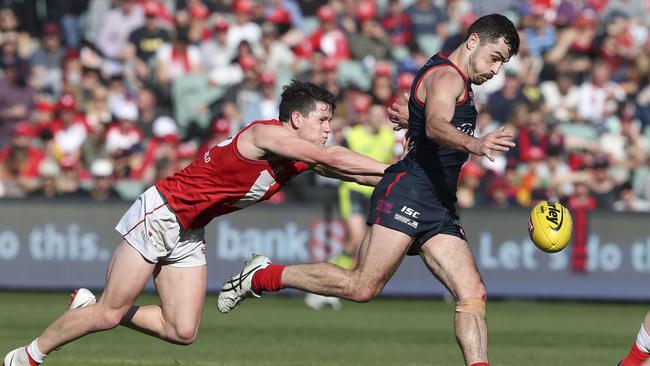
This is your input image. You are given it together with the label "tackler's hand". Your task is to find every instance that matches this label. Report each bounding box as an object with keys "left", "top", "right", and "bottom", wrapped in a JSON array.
[{"left": 388, "top": 93, "right": 410, "bottom": 131}]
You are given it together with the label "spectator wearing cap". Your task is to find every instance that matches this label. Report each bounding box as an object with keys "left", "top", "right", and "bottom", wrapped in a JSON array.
[
  {"left": 0, "top": 40, "right": 34, "bottom": 148},
  {"left": 320, "top": 57, "right": 340, "bottom": 97},
  {"left": 50, "top": 93, "right": 88, "bottom": 157},
  {"left": 381, "top": 0, "right": 413, "bottom": 47},
  {"left": 96, "top": 0, "right": 145, "bottom": 60},
  {"left": 522, "top": 5, "right": 557, "bottom": 57},
  {"left": 265, "top": 0, "right": 306, "bottom": 34},
  {"left": 134, "top": 115, "right": 179, "bottom": 184},
  {"left": 155, "top": 26, "right": 201, "bottom": 94},
  {"left": 370, "top": 62, "right": 393, "bottom": 106},
  {"left": 349, "top": 1, "right": 391, "bottom": 61},
  {"left": 216, "top": 54, "right": 262, "bottom": 127},
  {"left": 30, "top": 22, "right": 65, "bottom": 92},
  {"left": 385, "top": 71, "right": 414, "bottom": 108},
  {"left": 86, "top": 158, "right": 121, "bottom": 201},
  {"left": 309, "top": 5, "right": 350, "bottom": 61},
  {"left": 29, "top": 159, "right": 62, "bottom": 199},
  {"left": 199, "top": 116, "right": 232, "bottom": 155},
  {"left": 126, "top": 1, "right": 171, "bottom": 81},
  {"left": 405, "top": 0, "right": 449, "bottom": 40},
  {"left": 105, "top": 100, "right": 143, "bottom": 156},
  {"left": 201, "top": 16, "right": 241, "bottom": 87},
  {"left": 227, "top": 0, "right": 262, "bottom": 51},
  {"left": 483, "top": 177, "right": 518, "bottom": 209},
  {"left": 457, "top": 159, "right": 485, "bottom": 208},
  {"left": 186, "top": 2, "right": 212, "bottom": 44},
  {"left": 0, "top": 121, "right": 45, "bottom": 197},
  {"left": 60, "top": 47, "right": 82, "bottom": 89},
  {"left": 58, "top": 154, "right": 86, "bottom": 197},
  {"left": 259, "top": 70, "right": 279, "bottom": 121}
]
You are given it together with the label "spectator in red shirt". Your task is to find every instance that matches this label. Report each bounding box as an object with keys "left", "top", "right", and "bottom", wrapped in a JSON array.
[
  {"left": 50, "top": 93, "right": 88, "bottom": 158},
  {"left": 309, "top": 5, "right": 350, "bottom": 61},
  {"left": 105, "top": 100, "right": 143, "bottom": 157},
  {"left": 381, "top": 0, "right": 412, "bottom": 47},
  {"left": 0, "top": 121, "right": 44, "bottom": 197}
]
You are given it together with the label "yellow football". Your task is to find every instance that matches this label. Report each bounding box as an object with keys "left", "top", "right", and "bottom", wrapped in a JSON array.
[{"left": 528, "top": 201, "right": 573, "bottom": 253}]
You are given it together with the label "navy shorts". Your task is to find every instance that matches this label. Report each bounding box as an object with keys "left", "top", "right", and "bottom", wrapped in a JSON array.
[{"left": 367, "top": 171, "right": 466, "bottom": 253}]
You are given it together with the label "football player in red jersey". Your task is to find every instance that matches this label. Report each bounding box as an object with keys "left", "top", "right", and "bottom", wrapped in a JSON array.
[{"left": 3, "top": 80, "right": 390, "bottom": 366}]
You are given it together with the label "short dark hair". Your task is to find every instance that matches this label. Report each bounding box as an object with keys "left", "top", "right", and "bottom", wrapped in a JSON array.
[
  {"left": 463, "top": 14, "right": 520, "bottom": 56},
  {"left": 278, "top": 80, "right": 336, "bottom": 122}
]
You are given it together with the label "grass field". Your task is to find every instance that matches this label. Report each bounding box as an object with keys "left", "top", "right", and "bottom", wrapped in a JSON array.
[{"left": 0, "top": 292, "right": 646, "bottom": 366}]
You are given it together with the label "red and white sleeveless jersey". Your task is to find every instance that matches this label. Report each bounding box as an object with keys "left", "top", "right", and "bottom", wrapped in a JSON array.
[{"left": 155, "top": 120, "right": 310, "bottom": 229}]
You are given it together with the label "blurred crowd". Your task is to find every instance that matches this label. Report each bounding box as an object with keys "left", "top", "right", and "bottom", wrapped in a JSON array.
[{"left": 0, "top": 0, "right": 649, "bottom": 213}]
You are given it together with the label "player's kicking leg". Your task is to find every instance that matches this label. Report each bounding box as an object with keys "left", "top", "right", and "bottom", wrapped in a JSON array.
[
  {"left": 418, "top": 233, "right": 488, "bottom": 366},
  {"left": 3, "top": 289, "right": 98, "bottom": 366},
  {"left": 619, "top": 310, "right": 650, "bottom": 366},
  {"left": 218, "top": 224, "right": 413, "bottom": 313},
  {"left": 4, "top": 241, "right": 155, "bottom": 365}
]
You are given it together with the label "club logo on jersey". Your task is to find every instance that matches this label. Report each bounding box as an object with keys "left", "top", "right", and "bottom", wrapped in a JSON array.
[
  {"left": 457, "top": 122, "right": 475, "bottom": 136},
  {"left": 272, "top": 166, "right": 284, "bottom": 176},
  {"left": 375, "top": 199, "right": 394, "bottom": 214},
  {"left": 468, "top": 91, "right": 474, "bottom": 106},
  {"left": 204, "top": 151, "right": 211, "bottom": 163},
  {"left": 393, "top": 213, "right": 419, "bottom": 228}
]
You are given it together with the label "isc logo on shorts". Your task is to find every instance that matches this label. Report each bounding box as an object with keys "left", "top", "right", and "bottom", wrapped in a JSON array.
[{"left": 400, "top": 206, "right": 420, "bottom": 218}]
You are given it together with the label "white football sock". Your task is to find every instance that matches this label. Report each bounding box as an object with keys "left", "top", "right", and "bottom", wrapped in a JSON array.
[
  {"left": 27, "top": 338, "right": 46, "bottom": 363},
  {"left": 636, "top": 324, "right": 650, "bottom": 353}
]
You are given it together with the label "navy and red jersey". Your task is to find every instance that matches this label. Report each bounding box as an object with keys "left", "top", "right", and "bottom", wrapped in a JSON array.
[
  {"left": 155, "top": 120, "right": 309, "bottom": 229},
  {"left": 390, "top": 53, "right": 477, "bottom": 206}
]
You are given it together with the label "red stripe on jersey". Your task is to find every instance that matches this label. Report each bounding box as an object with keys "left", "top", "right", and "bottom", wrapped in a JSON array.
[
  {"left": 123, "top": 203, "right": 166, "bottom": 237},
  {"left": 414, "top": 54, "right": 469, "bottom": 107},
  {"left": 155, "top": 120, "right": 309, "bottom": 229},
  {"left": 385, "top": 172, "right": 406, "bottom": 197}
]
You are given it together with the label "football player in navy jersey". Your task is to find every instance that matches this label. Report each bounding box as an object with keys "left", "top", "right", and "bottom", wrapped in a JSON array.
[{"left": 222, "top": 14, "right": 519, "bottom": 366}]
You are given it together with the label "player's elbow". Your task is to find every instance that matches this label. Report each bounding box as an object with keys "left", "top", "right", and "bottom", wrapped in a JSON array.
[
  {"left": 350, "top": 287, "right": 382, "bottom": 303},
  {"left": 425, "top": 125, "right": 439, "bottom": 140}
]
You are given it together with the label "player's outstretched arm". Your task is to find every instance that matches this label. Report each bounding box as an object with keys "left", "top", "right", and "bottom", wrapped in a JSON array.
[
  {"left": 310, "top": 164, "right": 382, "bottom": 186},
  {"left": 252, "top": 124, "right": 388, "bottom": 176},
  {"left": 423, "top": 70, "right": 514, "bottom": 161}
]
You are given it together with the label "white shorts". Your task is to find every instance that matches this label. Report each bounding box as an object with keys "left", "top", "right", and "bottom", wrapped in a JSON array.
[{"left": 115, "top": 186, "right": 206, "bottom": 267}]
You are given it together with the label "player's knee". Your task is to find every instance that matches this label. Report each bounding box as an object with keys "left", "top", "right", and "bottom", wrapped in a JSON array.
[
  {"left": 456, "top": 278, "right": 487, "bottom": 302},
  {"left": 95, "top": 305, "right": 129, "bottom": 330},
  {"left": 168, "top": 323, "right": 199, "bottom": 345},
  {"left": 349, "top": 282, "right": 382, "bottom": 303}
]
